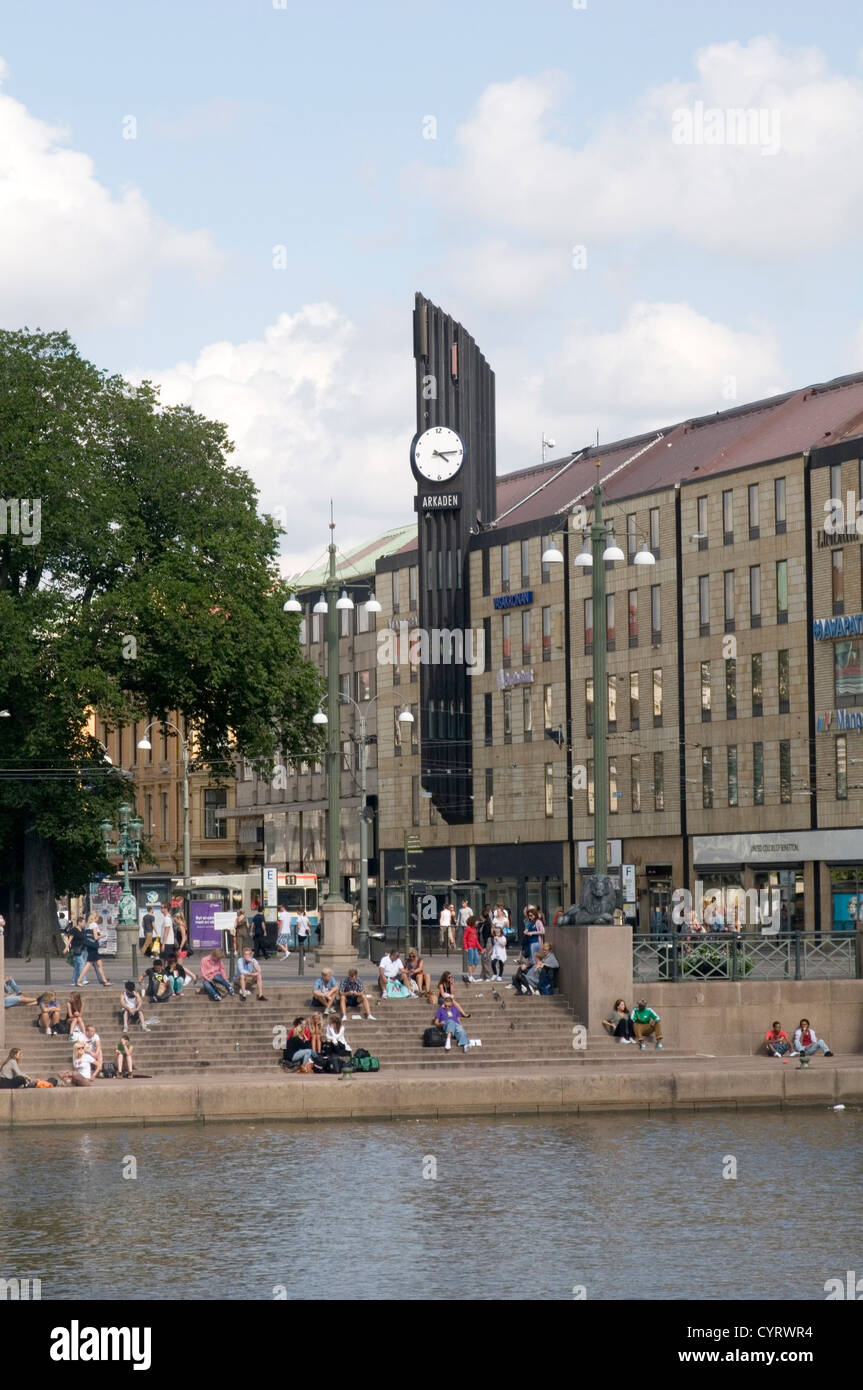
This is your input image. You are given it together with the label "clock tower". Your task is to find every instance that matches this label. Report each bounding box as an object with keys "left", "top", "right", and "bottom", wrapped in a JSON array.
[{"left": 412, "top": 292, "right": 496, "bottom": 823}]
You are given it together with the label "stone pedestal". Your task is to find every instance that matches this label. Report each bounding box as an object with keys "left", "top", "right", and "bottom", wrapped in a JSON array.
[
  {"left": 551, "top": 923, "right": 633, "bottom": 1033},
  {"left": 316, "top": 900, "right": 358, "bottom": 976}
]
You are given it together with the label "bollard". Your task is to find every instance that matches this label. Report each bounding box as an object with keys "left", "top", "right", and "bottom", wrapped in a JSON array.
[
  {"left": 131, "top": 945, "right": 138, "bottom": 979},
  {"left": 44, "top": 954, "right": 51, "bottom": 986},
  {"left": 298, "top": 942, "right": 305, "bottom": 977}
]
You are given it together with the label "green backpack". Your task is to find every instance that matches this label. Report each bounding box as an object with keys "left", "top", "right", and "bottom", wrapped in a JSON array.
[{"left": 351, "top": 1052, "right": 380, "bottom": 1072}]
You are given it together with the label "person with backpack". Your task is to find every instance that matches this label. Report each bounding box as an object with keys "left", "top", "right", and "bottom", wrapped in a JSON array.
[
  {"left": 67, "top": 916, "right": 89, "bottom": 986},
  {"left": 78, "top": 914, "right": 111, "bottom": 987}
]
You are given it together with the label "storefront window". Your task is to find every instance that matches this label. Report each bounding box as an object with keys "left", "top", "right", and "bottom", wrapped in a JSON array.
[
  {"left": 835, "top": 639, "right": 863, "bottom": 707},
  {"left": 753, "top": 869, "right": 804, "bottom": 932},
  {"left": 829, "top": 867, "right": 862, "bottom": 932}
]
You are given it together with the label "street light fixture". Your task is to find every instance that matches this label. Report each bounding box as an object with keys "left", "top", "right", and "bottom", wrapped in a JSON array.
[
  {"left": 100, "top": 801, "right": 144, "bottom": 964},
  {"left": 313, "top": 592, "right": 328, "bottom": 615},
  {"left": 283, "top": 594, "right": 302, "bottom": 613},
  {"left": 336, "top": 589, "right": 354, "bottom": 610},
  {"left": 633, "top": 544, "right": 656, "bottom": 566}
]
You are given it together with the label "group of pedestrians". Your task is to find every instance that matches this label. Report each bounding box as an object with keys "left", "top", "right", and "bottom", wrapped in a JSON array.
[{"left": 62, "top": 913, "right": 113, "bottom": 987}]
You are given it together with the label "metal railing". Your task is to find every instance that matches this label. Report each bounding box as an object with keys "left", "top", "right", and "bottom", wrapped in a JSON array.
[{"left": 633, "top": 932, "right": 860, "bottom": 983}]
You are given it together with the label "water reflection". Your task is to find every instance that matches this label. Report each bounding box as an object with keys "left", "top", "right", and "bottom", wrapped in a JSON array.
[{"left": 1, "top": 1111, "right": 859, "bottom": 1300}]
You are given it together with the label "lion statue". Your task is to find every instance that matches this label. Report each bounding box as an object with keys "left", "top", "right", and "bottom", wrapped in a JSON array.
[{"left": 557, "top": 874, "right": 617, "bottom": 926}]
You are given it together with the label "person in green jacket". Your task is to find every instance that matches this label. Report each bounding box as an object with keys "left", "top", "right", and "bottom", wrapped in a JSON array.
[{"left": 632, "top": 999, "right": 663, "bottom": 1050}]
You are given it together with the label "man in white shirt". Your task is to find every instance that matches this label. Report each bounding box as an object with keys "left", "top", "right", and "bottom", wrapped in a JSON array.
[
  {"left": 378, "top": 950, "right": 410, "bottom": 994},
  {"left": 439, "top": 903, "right": 454, "bottom": 950},
  {"left": 276, "top": 906, "right": 293, "bottom": 960},
  {"left": 296, "top": 911, "right": 311, "bottom": 951}
]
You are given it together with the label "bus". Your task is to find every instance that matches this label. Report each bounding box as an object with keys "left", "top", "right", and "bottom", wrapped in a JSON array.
[{"left": 181, "top": 870, "right": 320, "bottom": 946}]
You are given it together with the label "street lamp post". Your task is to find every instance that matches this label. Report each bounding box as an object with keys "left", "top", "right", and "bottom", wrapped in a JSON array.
[{"left": 99, "top": 803, "right": 144, "bottom": 967}]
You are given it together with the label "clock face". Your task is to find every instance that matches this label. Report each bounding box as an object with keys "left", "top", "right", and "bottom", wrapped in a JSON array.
[{"left": 411, "top": 426, "right": 465, "bottom": 482}]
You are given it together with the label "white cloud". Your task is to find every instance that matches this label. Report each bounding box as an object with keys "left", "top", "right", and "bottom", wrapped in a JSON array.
[
  {"left": 416, "top": 38, "right": 863, "bottom": 264},
  {"left": 135, "top": 304, "right": 416, "bottom": 573},
  {"left": 0, "top": 62, "right": 223, "bottom": 329},
  {"left": 495, "top": 300, "right": 787, "bottom": 469}
]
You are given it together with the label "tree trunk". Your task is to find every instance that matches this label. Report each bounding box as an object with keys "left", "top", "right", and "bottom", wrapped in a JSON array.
[{"left": 22, "top": 828, "right": 56, "bottom": 957}]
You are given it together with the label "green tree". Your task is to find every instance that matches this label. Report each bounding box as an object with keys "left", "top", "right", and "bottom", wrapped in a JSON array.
[{"left": 0, "top": 329, "right": 323, "bottom": 954}]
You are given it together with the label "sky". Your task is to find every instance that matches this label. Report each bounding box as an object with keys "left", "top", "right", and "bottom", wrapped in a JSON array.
[{"left": 2, "top": 0, "right": 863, "bottom": 571}]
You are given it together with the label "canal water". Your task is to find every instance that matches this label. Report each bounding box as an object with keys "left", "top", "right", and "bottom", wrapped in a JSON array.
[{"left": 1, "top": 1110, "right": 860, "bottom": 1300}]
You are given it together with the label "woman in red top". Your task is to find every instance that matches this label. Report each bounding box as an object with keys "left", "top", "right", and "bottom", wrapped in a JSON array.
[{"left": 462, "top": 916, "right": 482, "bottom": 983}]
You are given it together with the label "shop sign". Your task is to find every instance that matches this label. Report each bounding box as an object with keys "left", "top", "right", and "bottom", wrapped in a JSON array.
[
  {"left": 497, "top": 667, "right": 535, "bottom": 691},
  {"left": 578, "top": 839, "right": 622, "bottom": 869},
  {"left": 694, "top": 828, "right": 863, "bottom": 865},
  {"left": 813, "top": 612, "right": 863, "bottom": 640},
  {"left": 816, "top": 708, "right": 863, "bottom": 732},
  {"left": 493, "top": 590, "right": 533, "bottom": 610}
]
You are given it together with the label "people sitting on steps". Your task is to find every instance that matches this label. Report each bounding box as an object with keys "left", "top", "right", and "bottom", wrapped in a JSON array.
[
  {"left": 378, "top": 949, "right": 411, "bottom": 997},
  {"left": 323, "top": 1015, "right": 352, "bottom": 1057},
  {"left": 603, "top": 999, "right": 636, "bottom": 1044},
  {"left": 764, "top": 1021, "right": 793, "bottom": 1059},
  {"left": 36, "top": 990, "right": 61, "bottom": 1035},
  {"left": 120, "top": 981, "right": 151, "bottom": 1031},
  {"left": 340, "top": 969, "right": 376, "bottom": 1020},
  {"left": 199, "top": 950, "right": 234, "bottom": 1001},
  {"left": 139, "top": 957, "right": 171, "bottom": 1004},
  {"left": 437, "top": 971, "right": 458, "bottom": 1003},
  {"left": 313, "top": 969, "right": 340, "bottom": 1015},
  {"left": 404, "top": 950, "right": 432, "bottom": 1001},
  {"left": 115, "top": 1033, "right": 135, "bottom": 1078},
  {"left": 282, "top": 1016, "right": 323, "bottom": 1069},
  {"left": 235, "top": 947, "right": 268, "bottom": 1001},
  {"left": 433, "top": 997, "right": 471, "bottom": 1053},
  {"left": 0, "top": 1047, "right": 31, "bottom": 1088},
  {"left": 4, "top": 978, "right": 39, "bottom": 1011},
  {"left": 631, "top": 999, "right": 663, "bottom": 1050},
  {"left": 792, "top": 1019, "right": 834, "bottom": 1059}
]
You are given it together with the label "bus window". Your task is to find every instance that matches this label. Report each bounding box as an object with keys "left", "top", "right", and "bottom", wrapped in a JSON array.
[
  {"left": 306, "top": 888, "right": 317, "bottom": 912},
  {"left": 278, "top": 889, "right": 304, "bottom": 912},
  {"left": 231, "top": 890, "right": 243, "bottom": 911}
]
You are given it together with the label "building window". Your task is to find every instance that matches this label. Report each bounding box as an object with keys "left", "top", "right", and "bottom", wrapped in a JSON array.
[
  {"left": 522, "top": 610, "right": 531, "bottom": 664},
  {"left": 583, "top": 597, "right": 593, "bottom": 652},
  {"left": 502, "top": 614, "right": 512, "bottom": 668},
  {"left": 725, "top": 657, "right": 737, "bottom": 718},
  {"left": 411, "top": 704, "right": 419, "bottom": 752},
  {"left": 204, "top": 788, "right": 227, "bottom": 839},
  {"left": 483, "top": 617, "right": 491, "bottom": 668},
  {"left": 701, "top": 661, "right": 711, "bottom": 721},
  {"left": 161, "top": 791, "right": 169, "bottom": 840},
  {"left": 341, "top": 739, "right": 352, "bottom": 772},
  {"left": 409, "top": 565, "right": 418, "bottom": 610},
  {"left": 356, "top": 599, "right": 370, "bottom": 633},
  {"left": 834, "top": 638, "right": 863, "bottom": 707},
  {"left": 605, "top": 592, "right": 615, "bottom": 649},
  {"left": 776, "top": 559, "right": 788, "bottom": 622},
  {"left": 626, "top": 513, "right": 637, "bottom": 562},
  {"left": 340, "top": 604, "right": 352, "bottom": 637},
  {"left": 778, "top": 649, "right": 790, "bottom": 713},
  {"left": 523, "top": 687, "right": 532, "bottom": 739},
  {"left": 629, "top": 672, "right": 639, "bottom": 729},
  {"left": 753, "top": 742, "right": 764, "bottom": 805},
  {"left": 779, "top": 740, "right": 792, "bottom": 803},
  {"left": 482, "top": 549, "right": 490, "bottom": 597},
  {"left": 312, "top": 611, "right": 322, "bottom": 644},
  {"left": 339, "top": 674, "right": 351, "bottom": 702},
  {"left": 391, "top": 570, "right": 400, "bottom": 615},
  {"left": 751, "top": 654, "right": 763, "bottom": 717},
  {"left": 607, "top": 674, "right": 617, "bottom": 730},
  {"left": 484, "top": 692, "right": 493, "bottom": 746},
  {"left": 543, "top": 684, "right": 553, "bottom": 733},
  {"left": 521, "top": 539, "right": 530, "bottom": 583},
  {"left": 545, "top": 763, "right": 554, "bottom": 817},
  {"left": 543, "top": 606, "right": 552, "bottom": 661},
  {"left": 774, "top": 477, "right": 787, "bottom": 533},
  {"left": 394, "top": 710, "right": 403, "bottom": 756},
  {"left": 830, "top": 463, "right": 842, "bottom": 504},
  {"left": 727, "top": 745, "right": 738, "bottom": 807},
  {"left": 650, "top": 584, "right": 661, "bottom": 642},
  {"left": 356, "top": 669, "right": 371, "bottom": 701},
  {"left": 541, "top": 535, "right": 551, "bottom": 584},
  {"left": 702, "top": 747, "right": 713, "bottom": 809},
  {"left": 652, "top": 668, "right": 663, "bottom": 726},
  {"left": 412, "top": 776, "right": 420, "bottom": 826},
  {"left": 697, "top": 496, "right": 708, "bottom": 548},
  {"left": 502, "top": 690, "right": 512, "bottom": 742},
  {"left": 836, "top": 735, "right": 847, "bottom": 800},
  {"left": 649, "top": 507, "right": 660, "bottom": 558},
  {"left": 500, "top": 544, "right": 510, "bottom": 593},
  {"left": 653, "top": 752, "right": 664, "bottom": 811},
  {"left": 585, "top": 678, "right": 594, "bottom": 736},
  {"left": 146, "top": 792, "right": 153, "bottom": 835},
  {"left": 748, "top": 483, "right": 760, "bottom": 538},
  {"left": 609, "top": 757, "right": 619, "bottom": 815},
  {"left": 749, "top": 565, "right": 761, "bottom": 626},
  {"left": 699, "top": 574, "right": 710, "bottom": 635},
  {"left": 485, "top": 767, "right": 494, "bottom": 820},
  {"left": 832, "top": 550, "right": 844, "bottom": 614},
  {"left": 723, "top": 571, "right": 735, "bottom": 629},
  {"left": 722, "top": 488, "right": 734, "bottom": 543},
  {"left": 631, "top": 754, "right": 641, "bottom": 812},
  {"left": 131, "top": 721, "right": 138, "bottom": 765},
  {"left": 587, "top": 758, "right": 595, "bottom": 814},
  {"left": 628, "top": 588, "right": 638, "bottom": 646},
  {"left": 297, "top": 609, "right": 308, "bottom": 645}
]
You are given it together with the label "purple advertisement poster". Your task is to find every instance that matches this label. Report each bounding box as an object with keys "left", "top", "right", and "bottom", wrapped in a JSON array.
[{"left": 190, "top": 900, "right": 221, "bottom": 950}]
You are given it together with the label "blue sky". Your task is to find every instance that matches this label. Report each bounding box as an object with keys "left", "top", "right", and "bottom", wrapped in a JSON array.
[{"left": 2, "top": 0, "right": 862, "bottom": 563}]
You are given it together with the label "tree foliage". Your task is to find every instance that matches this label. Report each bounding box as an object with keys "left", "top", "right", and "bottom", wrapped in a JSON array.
[{"left": 0, "top": 329, "right": 323, "bottom": 951}]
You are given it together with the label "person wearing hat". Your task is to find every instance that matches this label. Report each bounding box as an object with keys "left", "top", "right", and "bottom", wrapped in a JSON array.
[{"left": 631, "top": 998, "right": 663, "bottom": 1050}]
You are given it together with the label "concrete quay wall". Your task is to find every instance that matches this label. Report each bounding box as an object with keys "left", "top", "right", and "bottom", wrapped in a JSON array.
[{"left": 1, "top": 1062, "right": 862, "bottom": 1129}]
